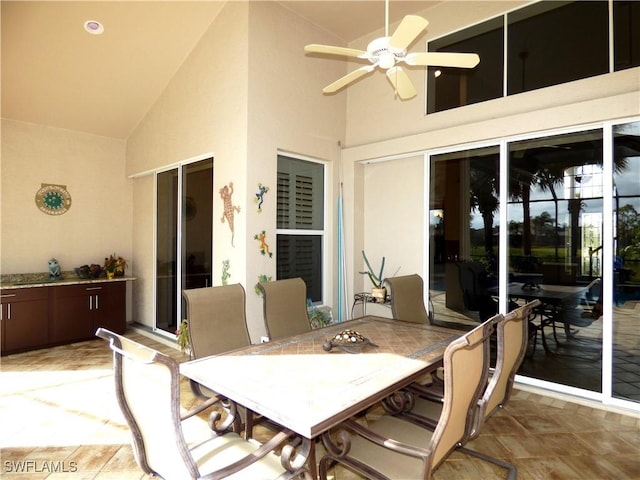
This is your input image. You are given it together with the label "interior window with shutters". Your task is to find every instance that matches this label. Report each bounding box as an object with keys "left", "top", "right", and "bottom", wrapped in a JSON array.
[{"left": 276, "top": 154, "right": 324, "bottom": 303}]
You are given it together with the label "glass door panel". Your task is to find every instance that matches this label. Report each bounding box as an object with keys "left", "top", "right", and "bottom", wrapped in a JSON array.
[
  {"left": 156, "top": 169, "right": 178, "bottom": 334},
  {"left": 182, "top": 160, "right": 213, "bottom": 291},
  {"left": 508, "top": 130, "right": 604, "bottom": 392},
  {"left": 428, "top": 145, "right": 500, "bottom": 328},
  {"left": 156, "top": 158, "right": 213, "bottom": 335},
  {"left": 612, "top": 121, "right": 640, "bottom": 403}
]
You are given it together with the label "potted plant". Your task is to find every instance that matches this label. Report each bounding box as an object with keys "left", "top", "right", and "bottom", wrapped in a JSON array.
[{"left": 359, "top": 250, "right": 387, "bottom": 302}]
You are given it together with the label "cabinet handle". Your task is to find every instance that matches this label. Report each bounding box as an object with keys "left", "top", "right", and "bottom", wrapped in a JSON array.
[
  {"left": 1, "top": 294, "right": 17, "bottom": 299},
  {"left": 89, "top": 296, "right": 93, "bottom": 310},
  {"left": 95, "top": 294, "right": 99, "bottom": 310},
  {"left": 7, "top": 303, "right": 11, "bottom": 320},
  {"left": 86, "top": 287, "right": 102, "bottom": 291}
]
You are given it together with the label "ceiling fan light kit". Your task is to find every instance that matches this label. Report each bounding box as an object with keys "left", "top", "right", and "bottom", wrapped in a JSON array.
[{"left": 304, "top": 3, "right": 480, "bottom": 100}]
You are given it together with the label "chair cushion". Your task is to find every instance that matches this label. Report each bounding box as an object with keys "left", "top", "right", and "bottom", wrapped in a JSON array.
[
  {"left": 346, "top": 416, "right": 434, "bottom": 479},
  {"left": 183, "top": 416, "right": 286, "bottom": 479}
]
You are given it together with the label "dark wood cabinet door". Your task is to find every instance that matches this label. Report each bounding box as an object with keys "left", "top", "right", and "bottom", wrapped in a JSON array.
[
  {"left": 93, "top": 282, "right": 126, "bottom": 334},
  {"left": 52, "top": 285, "right": 95, "bottom": 343},
  {"left": 1, "top": 288, "right": 50, "bottom": 354}
]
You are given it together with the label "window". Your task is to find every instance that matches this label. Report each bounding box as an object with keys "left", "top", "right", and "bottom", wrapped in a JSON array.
[
  {"left": 507, "top": 1, "right": 608, "bottom": 95},
  {"left": 428, "top": 1, "right": 632, "bottom": 113},
  {"left": 427, "top": 17, "right": 504, "bottom": 113},
  {"left": 276, "top": 154, "right": 325, "bottom": 303},
  {"left": 614, "top": 1, "right": 640, "bottom": 71}
]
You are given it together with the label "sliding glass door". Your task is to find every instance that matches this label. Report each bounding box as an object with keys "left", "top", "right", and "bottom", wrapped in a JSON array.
[
  {"left": 507, "top": 130, "right": 605, "bottom": 393},
  {"left": 156, "top": 158, "right": 213, "bottom": 335},
  {"left": 428, "top": 145, "right": 500, "bottom": 327},
  {"left": 427, "top": 121, "right": 640, "bottom": 407},
  {"left": 612, "top": 121, "right": 640, "bottom": 403}
]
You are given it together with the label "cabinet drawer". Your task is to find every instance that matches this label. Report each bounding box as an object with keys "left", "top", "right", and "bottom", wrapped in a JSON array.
[
  {"left": 52, "top": 282, "right": 124, "bottom": 298},
  {"left": 1, "top": 287, "right": 49, "bottom": 302}
]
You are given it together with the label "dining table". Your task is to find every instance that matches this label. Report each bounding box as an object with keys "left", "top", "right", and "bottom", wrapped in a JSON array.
[
  {"left": 497, "top": 281, "right": 594, "bottom": 352},
  {"left": 180, "top": 315, "right": 463, "bottom": 477}
]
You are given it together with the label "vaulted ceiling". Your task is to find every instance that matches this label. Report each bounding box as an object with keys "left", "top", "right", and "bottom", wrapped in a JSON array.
[{"left": 1, "top": 1, "right": 439, "bottom": 139}]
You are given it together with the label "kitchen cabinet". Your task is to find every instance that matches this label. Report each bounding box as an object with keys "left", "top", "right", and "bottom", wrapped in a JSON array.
[
  {"left": 52, "top": 282, "right": 126, "bottom": 344},
  {"left": 1, "top": 287, "right": 50, "bottom": 354}
]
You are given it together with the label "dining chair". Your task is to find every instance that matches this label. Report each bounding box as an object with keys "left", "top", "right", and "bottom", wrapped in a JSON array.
[
  {"left": 183, "top": 284, "right": 250, "bottom": 398},
  {"left": 257, "top": 277, "right": 311, "bottom": 340},
  {"left": 400, "top": 300, "right": 540, "bottom": 479},
  {"left": 183, "top": 283, "right": 251, "bottom": 359},
  {"left": 318, "top": 316, "right": 495, "bottom": 480},
  {"left": 384, "top": 274, "right": 431, "bottom": 324},
  {"left": 183, "top": 283, "right": 276, "bottom": 439},
  {"left": 456, "top": 261, "right": 498, "bottom": 322},
  {"left": 95, "top": 328, "right": 310, "bottom": 480}
]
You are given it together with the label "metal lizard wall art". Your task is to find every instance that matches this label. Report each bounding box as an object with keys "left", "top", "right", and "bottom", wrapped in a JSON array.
[
  {"left": 254, "top": 183, "right": 269, "bottom": 213},
  {"left": 219, "top": 182, "right": 240, "bottom": 247},
  {"left": 254, "top": 230, "right": 273, "bottom": 257}
]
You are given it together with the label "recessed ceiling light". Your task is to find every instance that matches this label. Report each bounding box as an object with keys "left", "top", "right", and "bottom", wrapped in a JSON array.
[{"left": 84, "top": 20, "right": 104, "bottom": 35}]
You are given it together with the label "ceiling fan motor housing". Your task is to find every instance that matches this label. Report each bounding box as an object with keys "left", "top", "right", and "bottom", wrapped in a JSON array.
[{"left": 367, "top": 37, "right": 405, "bottom": 70}]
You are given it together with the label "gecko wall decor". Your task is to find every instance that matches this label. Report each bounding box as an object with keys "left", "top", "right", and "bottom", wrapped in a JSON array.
[
  {"left": 254, "top": 183, "right": 269, "bottom": 213},
  {"left": 255, "top": 274, "right": 272, "bottom": 295},
  {"left": 219, "top": 181, "right": 240, "bottom": 247},
  {"left": 254, "top": 230, "right": 273, "bottom": 257},
  {"left": 221, "top": 259, "right": 231, "bottom": 285}
]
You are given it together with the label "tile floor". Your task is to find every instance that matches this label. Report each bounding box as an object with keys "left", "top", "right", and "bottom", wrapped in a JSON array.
[{"left": 1, "top": 330, "right": 639, "bottom": 479}]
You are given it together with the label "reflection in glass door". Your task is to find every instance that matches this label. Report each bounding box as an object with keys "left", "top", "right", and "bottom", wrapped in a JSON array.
[
  {"left": 156, "top": 158, "right": 213, "bottom": 335},
  {"left": 428, "top": 146, "right": 500, "bottom": 328},
  {"left": 612, "top": 121, "right": 640, "bottom": 403},
  {"left": 507, "top": 130, "right": 604, "bottom": 393}
]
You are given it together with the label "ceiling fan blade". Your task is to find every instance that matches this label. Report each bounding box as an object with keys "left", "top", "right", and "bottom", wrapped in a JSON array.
[
  {"left": 305, "top": 44, "right": 368, "bottom": 59},
  {"left": 386, "top": 66, "right": 417, "bottom": 100},
  {"left": 388, "top": 15, "right": 429, "bottom": 52},
  {"left": 404, "top": 52, "right": 480, "bottom": 68},
  {"left": 323, "top": 66, "right": 375, "bottom": 93}
]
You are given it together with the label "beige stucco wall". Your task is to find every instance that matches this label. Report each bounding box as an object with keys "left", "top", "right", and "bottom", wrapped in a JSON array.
[
  {"left": 1, "top": 119, "right": 132, "bottom": 275},
  {"left": 125, "top": 1, "right": 250, "bottom": 331},
  {"left": 244, "top": 1, "right": 346, "bottom": 333},
  {"left": 125, "top": 1, "right": 347, "bottom": 339}
]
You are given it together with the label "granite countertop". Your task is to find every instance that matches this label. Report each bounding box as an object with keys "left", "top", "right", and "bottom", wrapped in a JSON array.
[{"left": 0, "top": 271, "right": 136, "bottom": 290}]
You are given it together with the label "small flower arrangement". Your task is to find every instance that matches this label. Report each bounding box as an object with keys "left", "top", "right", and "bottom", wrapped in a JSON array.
[{"left": 104, "top": 254, "right": 127, "bottom": 277}]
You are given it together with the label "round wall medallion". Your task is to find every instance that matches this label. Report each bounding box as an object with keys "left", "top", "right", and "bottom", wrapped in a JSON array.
[{"left": 35, "top": 184, "right": 72, "bottom": 215}]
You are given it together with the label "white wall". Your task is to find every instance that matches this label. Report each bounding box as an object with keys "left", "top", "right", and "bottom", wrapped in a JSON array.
[
  {"left": 1, "top": 119, "right": 132, "bottom": 275},
  {"left": 125, "top": 2, "right": 348, "bottom": 339},
  {"left": 361, "top": 156, "right": 425, "bottom": 288},
  {"left": 244, "top": 1, "right": 346, "bottom": 336}
]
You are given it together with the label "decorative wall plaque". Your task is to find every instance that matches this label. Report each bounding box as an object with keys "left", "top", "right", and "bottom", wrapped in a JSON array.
[{"left": 35, "top": 183, "right": 72, "bottom": 215}]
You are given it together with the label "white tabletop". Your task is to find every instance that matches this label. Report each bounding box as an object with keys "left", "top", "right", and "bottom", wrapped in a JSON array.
[{"left": 180, "top": 316, "right": 461, "bottom": 438}]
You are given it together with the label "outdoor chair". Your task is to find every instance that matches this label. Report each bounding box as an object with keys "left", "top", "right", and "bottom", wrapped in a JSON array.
[
  {"left": 399, "top": 300, "right": 540, "bottom": 479},
  {"left": 457, "top": 261, "right": 498, "bottom": 322},
  {"left": 183, "top": 284, "right": 250, "bottom": 400},
  {"left": 183, "top": 283, "right": 251, "bottom": 359},
  {"left": 257, "top": 278, "right": 311, "bottom": 340},
  {"left": 549, "top": 277, "right": 602, "bottom": 341},
  {"left": 184, "top": 283, "right": 276, "bottom": 439},
  {"left": 318, "top": 316, "right": 495, "bottom": 480},
  {"left": 384, "top": 274, "right": 431, "bottom": 324},
  {"left": 95, "top": 328, "right": 310, "bottom": 480}
]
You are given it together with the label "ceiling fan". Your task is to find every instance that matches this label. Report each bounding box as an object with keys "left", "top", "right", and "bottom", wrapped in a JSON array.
[{"left": 304, "top": 1, "right": 480, "bottom": 100}]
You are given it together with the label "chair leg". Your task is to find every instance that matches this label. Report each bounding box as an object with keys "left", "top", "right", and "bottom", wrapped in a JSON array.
[{"left": 459, "top": 446, "right": 517, "bottom": 480}]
